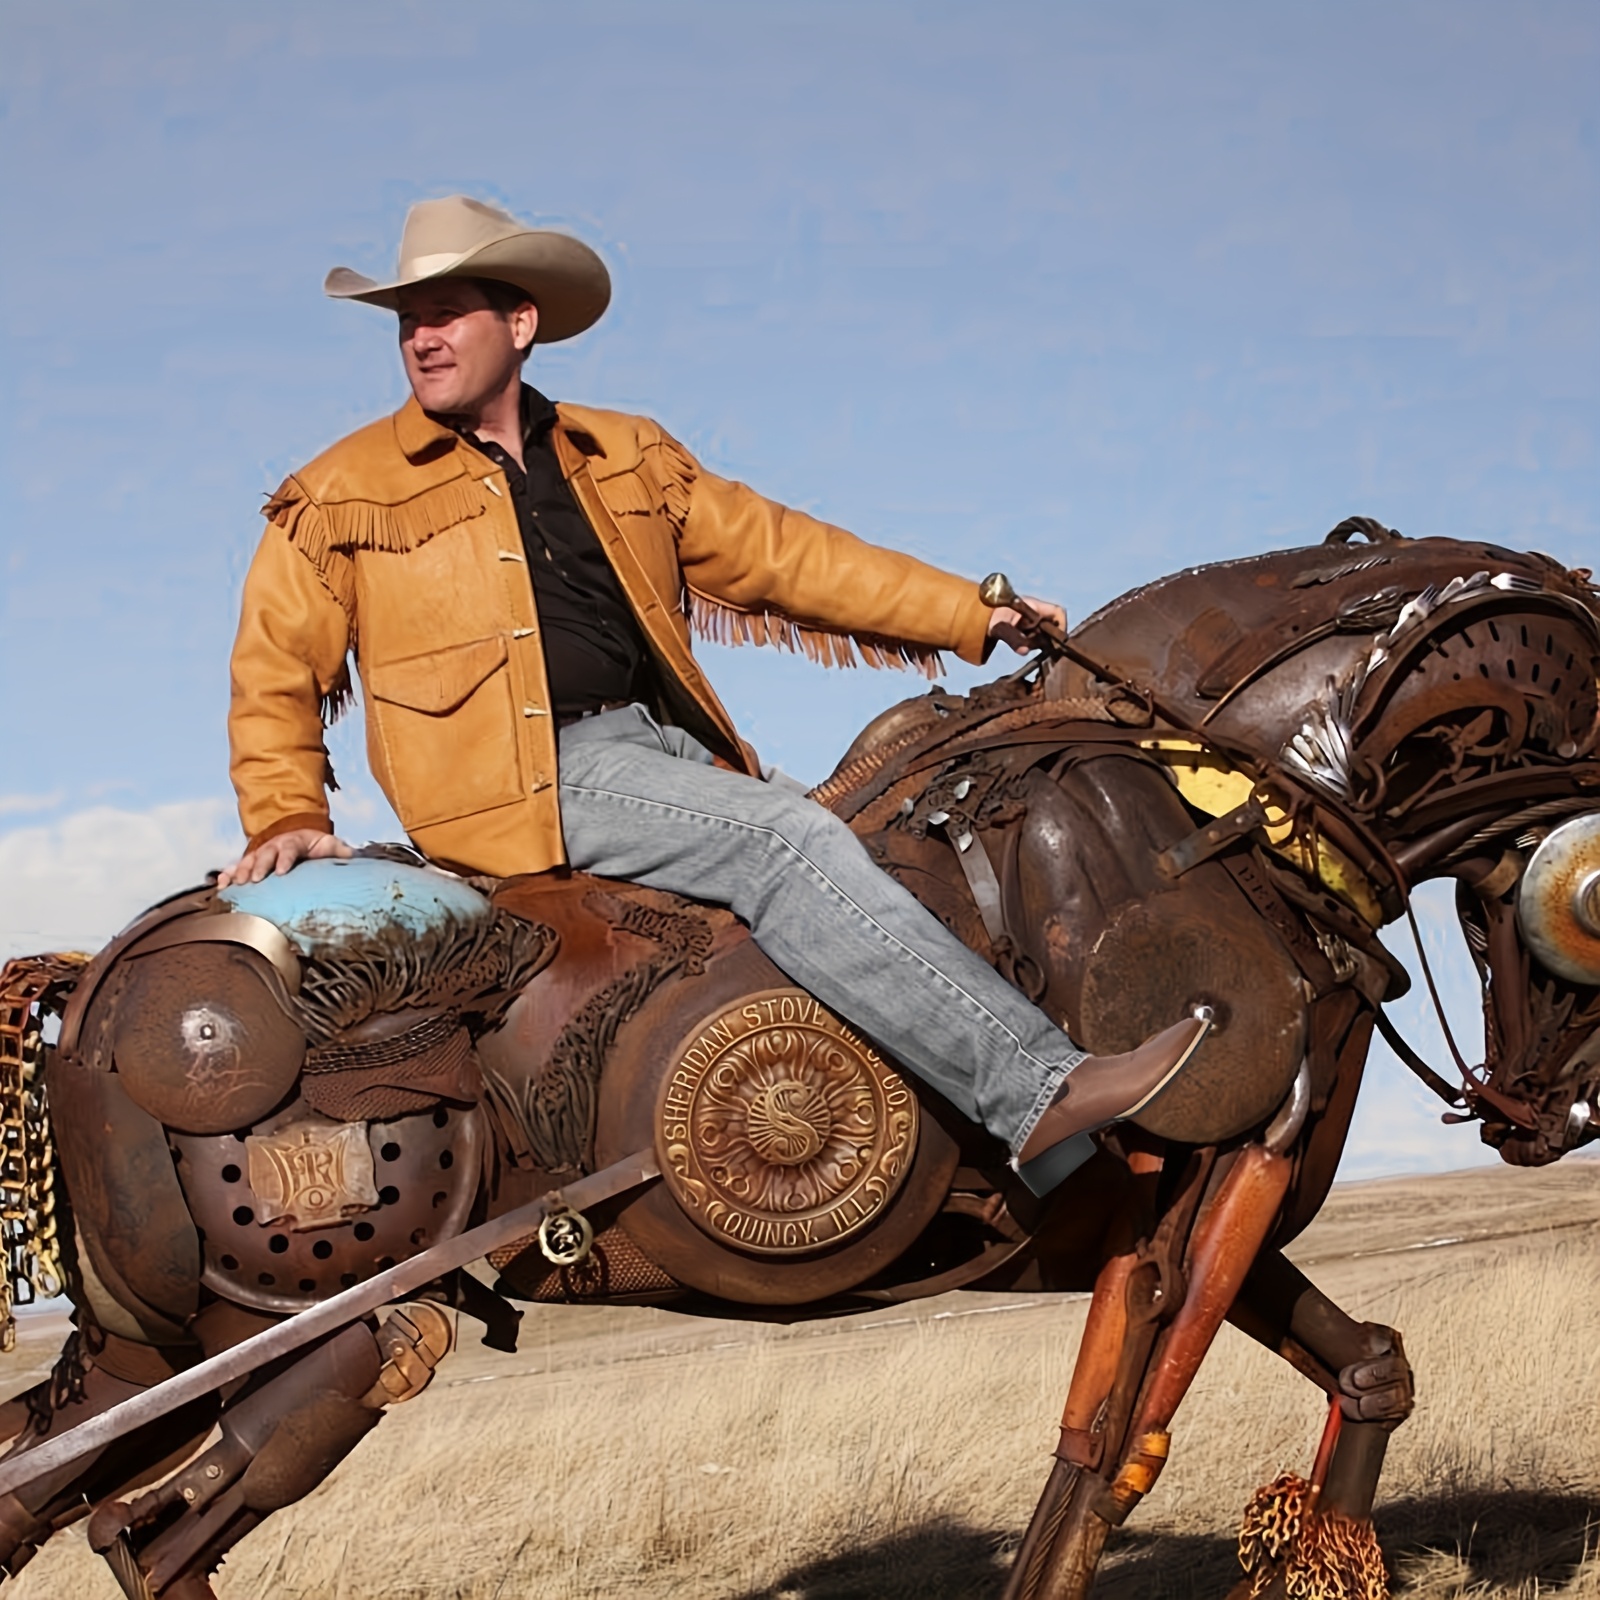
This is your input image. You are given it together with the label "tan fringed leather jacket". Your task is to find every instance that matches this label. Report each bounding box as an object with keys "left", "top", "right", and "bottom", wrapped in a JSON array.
[{"left": 229, "top": 396, "right": 993, "bottom": 877}]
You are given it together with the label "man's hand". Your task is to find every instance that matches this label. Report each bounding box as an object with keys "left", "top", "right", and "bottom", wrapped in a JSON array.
[
  {"left": 217, "top": 828, "right": 354, "bottom": 888},
  {"left": 986, "top": 596, "right": 1067, "bottom": 654}
]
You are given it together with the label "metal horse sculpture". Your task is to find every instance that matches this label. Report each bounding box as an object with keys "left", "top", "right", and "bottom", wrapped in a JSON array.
[{"left": 0, "top": 518, "right": 1597, "bottom": 1599}]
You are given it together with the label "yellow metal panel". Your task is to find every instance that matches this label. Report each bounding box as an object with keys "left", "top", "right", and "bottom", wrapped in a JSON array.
[{"left": 1140, "top": 739, "right": 1385, "bottom": 927}]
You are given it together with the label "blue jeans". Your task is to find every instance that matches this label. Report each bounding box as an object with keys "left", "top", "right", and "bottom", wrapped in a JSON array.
[{"left": 556, "top": 705, "right": 1082, "bottom": 1150}]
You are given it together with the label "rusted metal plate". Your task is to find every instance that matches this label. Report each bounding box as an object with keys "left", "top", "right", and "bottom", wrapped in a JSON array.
[
  {"left": 1518, "top": 811, "right": 1600, "bottom": 985},
  {"left": 246, "top": 1121, "right": 380, "bottom": 1228},
  {"left": 1078, "top": 887, "right": 1307, "bottom": 1144},
  {"left": 111, "top": 944, "right": 305, "bottom": 1134},
  {"left": 46, "top": 1053, "right": 201, "bottom": 1326}
]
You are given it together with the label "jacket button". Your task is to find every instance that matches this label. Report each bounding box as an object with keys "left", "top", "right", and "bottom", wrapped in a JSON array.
[{"left": 522, "top": 704, "right": 546, "bottom": 718}]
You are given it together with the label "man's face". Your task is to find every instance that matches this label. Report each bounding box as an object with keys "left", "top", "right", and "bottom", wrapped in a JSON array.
[{"left": 396, "top": 280, "right": 536, "bottom": 416}]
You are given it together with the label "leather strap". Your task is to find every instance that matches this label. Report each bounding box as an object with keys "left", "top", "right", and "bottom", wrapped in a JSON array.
[
  {"left": 555, "top": 699, "right": 636, "bottom": 732},
  {"left": 942, "top": 823, "right": 1008, "bottom": 946},
  {"left": 1156, "top": 794, "right": 1270, "bottom": 879},
  {"left": 1373, "top": 1008, "right": 1465, "bottom": 1109}
]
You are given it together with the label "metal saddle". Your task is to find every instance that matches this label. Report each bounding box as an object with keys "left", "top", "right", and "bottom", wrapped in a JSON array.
[{"left": 51, "top": 856, "right": 967, "bottom": 1328}]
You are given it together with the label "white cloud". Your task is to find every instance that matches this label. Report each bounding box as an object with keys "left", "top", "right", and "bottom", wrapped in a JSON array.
[
  {"left": 0, "top": 792, "right": 66, "bottom": 818},
  {"left": 0, "top": 799, "right": 243, "bottom": 960},
  {"left": 0, "top": 771, "right": 404, "bottom": 965}
]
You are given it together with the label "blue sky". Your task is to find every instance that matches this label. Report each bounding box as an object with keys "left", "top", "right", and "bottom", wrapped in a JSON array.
[{"left": 2, "top": 1, "right": 1595, "bottom": 1177}]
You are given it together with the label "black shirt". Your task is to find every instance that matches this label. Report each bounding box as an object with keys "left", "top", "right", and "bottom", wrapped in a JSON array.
[{"left": 453, "top": 386, "right": 650, "bottom": 720}]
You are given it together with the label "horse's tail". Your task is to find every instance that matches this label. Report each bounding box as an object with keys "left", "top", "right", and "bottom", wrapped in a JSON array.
[{"left": 0, "top": 952, "right": 90, "bottom": 1350}]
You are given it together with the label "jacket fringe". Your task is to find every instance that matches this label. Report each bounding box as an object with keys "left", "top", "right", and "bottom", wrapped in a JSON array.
[
  {"left": 654, "top": 432, "right": 697, "bottom": 528},
  {"left": 263, "top": 475, "right": 488, "bottom": 649},
  {"left": 264, "top": 476, "right": 486, "bottom": 559},
  {"left": 320, "top": 661, "right": 356, "bottom": 728},
  {"left": 687, "top": 590, "right": 945, "bottom": 679}
]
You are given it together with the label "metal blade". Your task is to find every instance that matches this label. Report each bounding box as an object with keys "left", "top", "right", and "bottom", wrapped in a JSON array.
[{"left": 0, "top": 1147, "right": 661, "bottom": 1500}]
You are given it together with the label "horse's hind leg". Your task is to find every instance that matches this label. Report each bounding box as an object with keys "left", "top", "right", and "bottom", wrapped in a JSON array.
[
  {"left": 84, "top": 1302, "right": 452, "bottom": 1600},
  {"left": 0, "top": 1324, "right": 219, "bottom": 1580},
  {"left": 1223, "top": 1249, "right": 1412, "bottom": 1599}
]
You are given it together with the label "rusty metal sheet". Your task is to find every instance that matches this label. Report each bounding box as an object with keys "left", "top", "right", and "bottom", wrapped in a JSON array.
[{"left": 1518, "top": 811, "right": 1600, "bottom": 984}]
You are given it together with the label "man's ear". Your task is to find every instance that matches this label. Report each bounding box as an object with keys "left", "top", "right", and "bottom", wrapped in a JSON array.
[{"left": 511, "top": 300, "right": 539, "bottom": 357}]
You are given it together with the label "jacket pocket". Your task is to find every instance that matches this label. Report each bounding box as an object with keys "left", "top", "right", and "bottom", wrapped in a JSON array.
[
  {"left": 588, "top": 468, "right": 684, "bottom": 616},
  {"left": 362, "top": 636, "right": 524, "bottom": 829}
]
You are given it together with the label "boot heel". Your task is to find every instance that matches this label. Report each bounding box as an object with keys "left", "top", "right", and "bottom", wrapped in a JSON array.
[{"left": 1013, "top": 1130, "right": 1097, "bottom": 1197}]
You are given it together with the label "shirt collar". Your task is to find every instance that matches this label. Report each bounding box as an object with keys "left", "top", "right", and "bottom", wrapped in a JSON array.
[{"left": 519, "top": 383, "right": 559, "bottom": 442}]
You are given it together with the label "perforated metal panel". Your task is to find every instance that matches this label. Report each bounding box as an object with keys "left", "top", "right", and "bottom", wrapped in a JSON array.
[{"left": 171, "top": 1103, "right": 482, "bottom": 1314}]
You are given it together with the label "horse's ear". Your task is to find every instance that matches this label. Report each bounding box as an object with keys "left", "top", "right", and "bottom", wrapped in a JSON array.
[{"left": 1324, "top": 516, "right": 1403, "bottom": 546}]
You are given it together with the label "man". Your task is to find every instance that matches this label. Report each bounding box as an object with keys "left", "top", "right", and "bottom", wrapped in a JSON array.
[{"left": 222, "top": 195, "right": 1206, "bottom": 1195}]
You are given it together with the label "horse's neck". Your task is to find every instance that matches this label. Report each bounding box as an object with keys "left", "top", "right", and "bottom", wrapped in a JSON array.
[{"left": 1067, "top": 536, "right": 1583, "bottom": 773}]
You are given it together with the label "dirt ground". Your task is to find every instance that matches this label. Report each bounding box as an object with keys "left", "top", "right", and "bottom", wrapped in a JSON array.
[{"left": 4, "top": 1158, "right": 1598, "bottom": 1598}]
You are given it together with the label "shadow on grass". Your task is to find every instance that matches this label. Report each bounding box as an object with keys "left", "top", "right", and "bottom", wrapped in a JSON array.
[
  {"left": 729, "top": 1491, "right": 1597, "bottom": 1599},
  {"left": 1379, "top": 1489, "right": 1598, "bottom": 1592},
  {"left": 729, "top": 1521, "right": 1012, "bottom": 1599}
]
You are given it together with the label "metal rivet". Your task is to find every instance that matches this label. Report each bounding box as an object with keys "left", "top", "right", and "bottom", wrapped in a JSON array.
[{"left": 204, "top": 1463, "right": 222, "bottom": 1479}]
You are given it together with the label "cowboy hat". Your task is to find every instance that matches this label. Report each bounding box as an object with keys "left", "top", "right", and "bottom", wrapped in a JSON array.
[{"left": 324, "top": 195, "right": 611, "bottom": 343}]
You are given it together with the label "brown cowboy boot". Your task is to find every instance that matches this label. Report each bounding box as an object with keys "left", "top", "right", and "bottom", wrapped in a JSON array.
[{"left": 1013, "top": 1010, "right": 1214, "bottom": 1195}]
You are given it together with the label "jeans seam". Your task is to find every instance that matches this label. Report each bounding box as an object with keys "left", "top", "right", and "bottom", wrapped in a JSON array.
[{"left": 560, "top": 776, "right": 1078, "bottom": 1087}]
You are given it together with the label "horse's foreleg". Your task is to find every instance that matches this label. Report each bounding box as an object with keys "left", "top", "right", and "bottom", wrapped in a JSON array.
[
  {"left": 1004, "top": 1142, "right": 1170, "bottom": 1600},
  {"left": 1225, "top": 1250, "right": 1413, "bottom": 1598},
  {"left": 1004, "top": 1247, "right": 1141, "bottom": 1598},
  {"left": 1009, "top": 1139, "right": 1296, "bottom": 1600}
]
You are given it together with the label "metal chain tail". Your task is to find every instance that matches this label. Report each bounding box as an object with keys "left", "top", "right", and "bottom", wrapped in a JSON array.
[{"left": 0, "top": 953, "right": 90, "bottom": 1351}]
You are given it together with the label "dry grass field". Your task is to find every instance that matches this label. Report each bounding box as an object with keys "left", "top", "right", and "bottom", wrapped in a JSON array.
[{"left": 5, "top": 1159, "right": 1598, "bottom": 1599}]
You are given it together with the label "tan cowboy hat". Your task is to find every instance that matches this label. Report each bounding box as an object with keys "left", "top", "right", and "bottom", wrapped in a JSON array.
[{"left": 324, "top": 195, "right": 611, "bottom": 343}]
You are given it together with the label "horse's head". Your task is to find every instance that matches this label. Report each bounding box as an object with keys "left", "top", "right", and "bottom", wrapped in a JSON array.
[{"left": 1070, "top": 519, "right": 1600, "bottom": 1164}]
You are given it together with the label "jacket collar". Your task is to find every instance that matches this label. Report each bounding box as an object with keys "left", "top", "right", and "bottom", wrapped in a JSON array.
[
  {"left": 392, "top": 387, "right": 603, "bottom": 467},
  {"left": 394, "top": 394, "right": 459, "bottom": 462}
]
